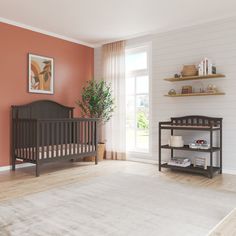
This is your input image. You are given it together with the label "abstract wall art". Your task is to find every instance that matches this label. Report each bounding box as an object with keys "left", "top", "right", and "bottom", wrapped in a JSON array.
[{"left": 28, "top": 54, "right": 54, "bottom": 94}]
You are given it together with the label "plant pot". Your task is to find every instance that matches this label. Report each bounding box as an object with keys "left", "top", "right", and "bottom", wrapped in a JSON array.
[{"left": 83, "top": 143, "right": 105, "bottom": 162}]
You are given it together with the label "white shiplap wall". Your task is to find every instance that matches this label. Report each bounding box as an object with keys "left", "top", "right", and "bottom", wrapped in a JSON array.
[{"left": 94, "top": 16, "right": 236, "bottom": 173}]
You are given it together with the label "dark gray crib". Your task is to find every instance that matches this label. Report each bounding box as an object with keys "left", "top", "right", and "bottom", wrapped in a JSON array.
[{"left": 11, "top": 100, "right": 98, "bottom": 177}]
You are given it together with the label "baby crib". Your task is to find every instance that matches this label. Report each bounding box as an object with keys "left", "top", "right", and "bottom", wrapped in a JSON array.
[{"left": 11, "top": 100, "right": 98, "bottom": 176}]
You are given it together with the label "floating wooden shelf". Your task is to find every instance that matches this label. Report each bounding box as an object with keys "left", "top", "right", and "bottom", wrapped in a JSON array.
[
  {"left": 164, "top": 74, "right": 225, "bottom": 82},
  {"left": 165, "top": 92, "right": 225, "bottom": 97}
]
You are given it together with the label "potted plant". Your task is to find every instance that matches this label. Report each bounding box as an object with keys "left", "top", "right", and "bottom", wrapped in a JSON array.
[{"left": 76, "top": 80, "right": 115, "bottom": 161}]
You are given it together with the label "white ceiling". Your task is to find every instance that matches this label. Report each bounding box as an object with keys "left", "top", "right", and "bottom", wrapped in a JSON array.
[{"left": 0, "top": 0, "right": 236, "bottom": 47}]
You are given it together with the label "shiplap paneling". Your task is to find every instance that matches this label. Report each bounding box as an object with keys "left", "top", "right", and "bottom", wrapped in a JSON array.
[{"left": 94, "top": 16, "right": 236, "bottom": 172}]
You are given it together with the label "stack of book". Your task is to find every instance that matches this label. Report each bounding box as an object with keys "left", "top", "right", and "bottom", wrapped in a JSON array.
[
  {"left": 198, "top": 58, "right": 216, "bottom": 76},
  {"left": 168, "top": 157, "right": 191, "bottom": 167},
  {"left": 193, "top": 157, "right": 207, "bottom": 169}
]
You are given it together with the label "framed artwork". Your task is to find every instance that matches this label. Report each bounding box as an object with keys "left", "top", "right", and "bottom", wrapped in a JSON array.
[{"left": 28, "top": 53, "right": 54, "bottom": 94}]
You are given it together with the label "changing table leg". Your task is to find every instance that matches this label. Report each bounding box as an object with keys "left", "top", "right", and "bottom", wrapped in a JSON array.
[{"left": 36, "top": 163, "right": 40, "bottom": 177}]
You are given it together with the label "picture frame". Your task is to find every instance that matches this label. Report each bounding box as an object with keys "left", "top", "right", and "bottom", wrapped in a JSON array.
[{"left": 28, "top": 53, "right": 54, "bottom": 94}]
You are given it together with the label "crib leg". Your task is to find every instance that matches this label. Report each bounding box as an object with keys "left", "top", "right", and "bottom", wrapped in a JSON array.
[
  {"left": 36, "top": 163, "right": 40, "bottom": 177},
  {"left": 12, "top": 156, "right": 16, "bottom": 171},
  {"left": 95, "top": 155, "right": 98, "bottom": 165}
]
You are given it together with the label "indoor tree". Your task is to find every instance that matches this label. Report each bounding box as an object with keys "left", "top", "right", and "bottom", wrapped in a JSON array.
[{"left": 76, "top": 80, "right": 115, "bottom": 160}]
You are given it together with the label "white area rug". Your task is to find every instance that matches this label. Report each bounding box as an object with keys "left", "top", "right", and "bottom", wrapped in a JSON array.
[
  {"left": 0, "top": 173, "right": 236, "bottom": 236},
  {"left": 208, "top": 208, "right": 236, "bottom": 236}
]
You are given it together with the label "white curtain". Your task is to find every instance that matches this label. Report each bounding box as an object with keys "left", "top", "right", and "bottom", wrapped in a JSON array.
[{"left": 102, "top": 41, "right": 126, "bottom": 160}]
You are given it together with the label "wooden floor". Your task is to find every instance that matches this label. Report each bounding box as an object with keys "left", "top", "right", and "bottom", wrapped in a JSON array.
[{"left": 1, "top": 160, "right": 236, "bottom": 203}]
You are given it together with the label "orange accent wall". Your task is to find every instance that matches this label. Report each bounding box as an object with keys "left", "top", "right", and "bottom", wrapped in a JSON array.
[{"left": 0, "top": 22, "right": 94, "bottom": 167}]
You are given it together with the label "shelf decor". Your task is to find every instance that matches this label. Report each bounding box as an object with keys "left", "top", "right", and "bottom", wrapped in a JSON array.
[
  {"left": 165, "top": 92, "right": 225, "bottom": 97},
  {"left": 159, "top": 115, "right": 223, "bottom": 178},
  {"left": 164, "top": 72, "right": 225, "bottom": 97}
]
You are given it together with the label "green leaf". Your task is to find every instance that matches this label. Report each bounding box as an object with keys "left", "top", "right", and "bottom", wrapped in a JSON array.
[{"left": 76, "top": 80, "right": 115, "bottom": 124}]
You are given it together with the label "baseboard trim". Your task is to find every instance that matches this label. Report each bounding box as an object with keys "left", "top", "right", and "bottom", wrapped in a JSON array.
[
  {"left": 0, "top": 163, "right": 34, "bottom": 172},
  {"left": 222, "top": 168, "right": 236, "bottom": 175},
  {"left": 127, "top": 157, "right": 157, "bottom": 165}
]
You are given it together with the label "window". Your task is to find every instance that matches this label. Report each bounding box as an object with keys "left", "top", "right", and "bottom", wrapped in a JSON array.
[{"left": 125, "top": 45, "right": 150, "bottom": 153}]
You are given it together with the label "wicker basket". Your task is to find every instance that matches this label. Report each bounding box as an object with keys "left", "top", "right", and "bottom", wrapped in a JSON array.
[
  {"left": 181, "top": 65, "right": 198, "bottom": 77},
  {"left": 84, "top": 143, "right": 105, "bottom": 162},
  {"left": 97, "top": 143, "right": 105, "bottom": 161}
]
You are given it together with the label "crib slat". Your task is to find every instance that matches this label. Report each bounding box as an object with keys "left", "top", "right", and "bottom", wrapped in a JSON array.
[
  {"left": 56, "top": 122, "right": 58, "bottom": 156},
  {"left": 41, "top": 122, "right": 45, "bottom": 160},
  {"left": 26, "top": 121, "right": 29, "bottom": 159},
  {"left": 22, "top": 121, "right": 24, "bottom": 158},
  {"left": 33, "top": 121, "right": 36, "bottom": 161},
  {"left": 88, "top": 121, "right": 91, "bottom": 152},
  {"left": 87, "top": 121, "right": 89, "bottom": 152},
  {"left": 73, "top": 121, "right": 76, "bottom": 155},
  {"left": 85, "top": 121, "right": 87, "bottom": 153},
  {"left": 28, "top": 121, "right": 30, "bottom": 160},
  {"left": 23, "top": 121, "right": 26, "bottom": 159},
  {"left": 28, "top": 121, "right": 31, "bottom": 160},
  {"left": 25, "top": 121, "right": 27, "bottom": 158},
  {"left": 21, "top": 121, "right": 25, "bottom": 157},
  {"left": 18, "top": 121, "right": 21, "bottom": 157},
  {"left": 15, "top": 121, "right": 18, "bottom": 157},
  {"left": 29, "top": 121, "right": 32, "bottom": 160},
  {"left": 69, "top": 121, "right": 72, "bottom": 156},
  {"left": 51, "top": 122, "right": 55, "bottom": 158},
  {"left": 81, "top": 122, "right": 84, "bottom": 153},
  {"left": 80, "top": 121, "right": 82, "bottom": 153},
  {"left": 82, "top": 121, "right": 84, "bottom": 153},
  {"left": 25, "top": 121, "right": 28, "bottom": 159},
  {"left": 39, "top": 122, "right": 43, "bottom": 159},
  {"left": 60, "top": 122, "right": 63, "bottom": 157},
  {"left": 77, "top": 120, "right": 80, "bottom": 155},
  {"left": 91, "top": 121, "right": 94, "bottom": 152},
  {"left": 30, "top": 120, "right": 33, "bottom": 160},
  {"left": 92, "top": 121, "right": 95, "bottom": 152},
  {"left": 23, "top": 121, "right": 26, "bottom": 157},
  {"left": 46, "top": 122, "right": 50, "bottom": 159},
  {"left": 88, "top": 121, "right": 90, "bottom": 152},
  {"left": 65, "top": 121, "right": 68, "bottom": 156},
  {"left": 20, "top": 121, "right": 23, "bottom": 158}
]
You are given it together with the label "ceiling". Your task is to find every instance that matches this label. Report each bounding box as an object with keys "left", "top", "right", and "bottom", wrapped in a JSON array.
[{"left": 0, "top": 0, "right": 236, "bottom": 47}]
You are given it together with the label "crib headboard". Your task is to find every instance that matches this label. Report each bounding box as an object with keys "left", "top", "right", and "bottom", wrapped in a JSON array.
[{"left": 12, "top": 100, "right": 74, "bottom": 119}]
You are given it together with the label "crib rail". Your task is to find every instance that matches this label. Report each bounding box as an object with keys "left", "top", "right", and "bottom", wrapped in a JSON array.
[
  {"left": 12, "top": 118, "right": 99, "bottom": 163},
  {"left": 38, "top": 118, "right": 98, "bottom": 160}
]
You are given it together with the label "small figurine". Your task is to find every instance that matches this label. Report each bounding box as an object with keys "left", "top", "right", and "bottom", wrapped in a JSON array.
[
  {"left": 168, "top": 89, "right": 176, "bottom": 95},
  {"left": 174, "top": 74, "right": 181, "bottom": 78},
  {"left": 207, "top": 84, "right": 217, "bottom": 93}
]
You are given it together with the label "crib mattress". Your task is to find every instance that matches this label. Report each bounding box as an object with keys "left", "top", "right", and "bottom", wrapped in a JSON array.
[{"left": 15, "top": 144, "right": 95, "bottom": 160}]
